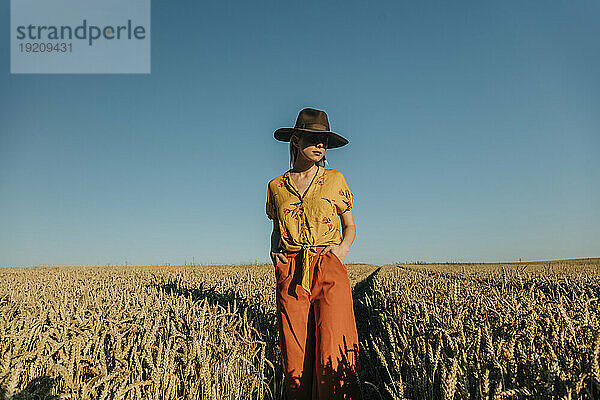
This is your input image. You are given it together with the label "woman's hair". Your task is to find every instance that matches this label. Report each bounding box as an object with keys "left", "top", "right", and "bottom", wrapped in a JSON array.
[{"left": 289, "top": 132, "right": 328, "bottom": 169}]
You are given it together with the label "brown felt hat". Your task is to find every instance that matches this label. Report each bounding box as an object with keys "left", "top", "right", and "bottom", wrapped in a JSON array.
[{"left": 274, "top": 108, "right": 349, "bottom": 149}]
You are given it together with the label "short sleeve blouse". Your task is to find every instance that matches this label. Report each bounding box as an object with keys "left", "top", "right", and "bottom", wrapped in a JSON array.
[
  {"left": 265, "top": 166, "right": 354, "bottom": 293},
  {"left": 266, "top": 165, "right": 354, "bottom": 244}
]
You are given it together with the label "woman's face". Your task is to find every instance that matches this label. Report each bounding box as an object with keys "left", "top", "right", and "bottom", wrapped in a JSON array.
[{"left": 293, "top": 133, "right": 327, "bottom": 163}]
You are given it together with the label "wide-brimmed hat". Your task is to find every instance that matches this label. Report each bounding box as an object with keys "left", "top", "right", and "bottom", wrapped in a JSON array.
[{"left": 274, "top": 108, "right": 348, "bottom": 149}]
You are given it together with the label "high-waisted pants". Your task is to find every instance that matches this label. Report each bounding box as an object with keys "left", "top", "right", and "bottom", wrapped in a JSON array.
[{"left": 275, "top": 245, "right": 363, "bottom": 400}]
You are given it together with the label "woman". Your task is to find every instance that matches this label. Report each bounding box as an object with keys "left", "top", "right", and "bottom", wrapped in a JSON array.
[{"left": 265, "top": 108, "right": 363, "bottom": 399}]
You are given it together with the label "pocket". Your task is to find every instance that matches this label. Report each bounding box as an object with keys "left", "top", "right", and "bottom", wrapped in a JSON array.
[
  {"left": 330, "top": 251, "right": 346, "bottom": 269},
  {"left": 275, "top": 258, "right": 292, "bottom": 285}
]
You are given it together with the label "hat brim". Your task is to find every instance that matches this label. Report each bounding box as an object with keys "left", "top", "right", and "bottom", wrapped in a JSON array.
[{"left": 274, "top": 127, "right": 349, "bottom": 149}]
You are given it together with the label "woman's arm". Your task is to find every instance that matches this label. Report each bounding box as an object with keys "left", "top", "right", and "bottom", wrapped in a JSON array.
[
  {"left": 270, "top": 220, "right": 281, "bottom": 254},
  {"left": 270, "top": 220, "right": 288, "bottom": 264},
  {"left": 339, "top": 209, "right": 356, "bottom": 255},
  {"left": 323, "top": 209, "right": 356, "bottom": 263}
]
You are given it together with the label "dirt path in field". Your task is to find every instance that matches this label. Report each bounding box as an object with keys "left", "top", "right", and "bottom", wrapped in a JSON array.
[{"left": 347, "top": 264, "right": 382, "bottom": 289}]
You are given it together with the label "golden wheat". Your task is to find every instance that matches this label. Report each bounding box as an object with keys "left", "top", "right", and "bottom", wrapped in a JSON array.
[{"left": 1, "top": 259, "right": 598, "bottom": 399}]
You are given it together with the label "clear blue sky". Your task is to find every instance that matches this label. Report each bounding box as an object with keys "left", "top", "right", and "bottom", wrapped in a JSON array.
[{"left": 1, "top": 0, "right": 598, "bottom": 267}]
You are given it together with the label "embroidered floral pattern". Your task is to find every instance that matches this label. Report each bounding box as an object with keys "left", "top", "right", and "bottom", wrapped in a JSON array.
[
  {"left": 321, "top": 197, "right": 336, "bottom": 218},
  {"left": 283, "top": 201, "right": 303, "bottom": 220},
  {"left": 339, "top": 188, "right": 352, "bottom": 213},
  {"left": 321, "top": 216, "right": 334, "bottom": 232},
  {"left": 316, "top": 170, "right": 327, "bottom": 186}
]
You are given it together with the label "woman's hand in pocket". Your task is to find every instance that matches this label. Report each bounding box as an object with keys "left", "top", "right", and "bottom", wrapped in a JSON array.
[
  {"left": 270, "top": 251, "right": 288, "bottom": 266},
  {"left": 323, "top": 245, "right": 348, "bottom": 264}
]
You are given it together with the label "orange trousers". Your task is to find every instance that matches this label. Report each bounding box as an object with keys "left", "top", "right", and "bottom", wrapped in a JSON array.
[{"left": 275, "top": 245, "right": 363, "bottom": 400}]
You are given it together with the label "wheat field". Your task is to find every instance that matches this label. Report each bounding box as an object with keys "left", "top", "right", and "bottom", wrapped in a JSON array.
[{"left": 0, "top": 258, "right": 598, "bottom": 399}]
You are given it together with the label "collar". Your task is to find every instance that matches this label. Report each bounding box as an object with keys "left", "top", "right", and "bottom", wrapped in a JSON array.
[
  {"left": 283, "top": 165, "right": 323, "bottom": 182},
  {"left": 283, "top": 165, "right": 323, "bottom": 197}
]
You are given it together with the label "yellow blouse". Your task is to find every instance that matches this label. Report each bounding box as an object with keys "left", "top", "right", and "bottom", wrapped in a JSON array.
[{"left": 266, "top": 165, "right": 355, "bottom": 294}]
